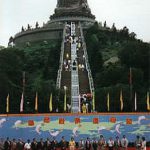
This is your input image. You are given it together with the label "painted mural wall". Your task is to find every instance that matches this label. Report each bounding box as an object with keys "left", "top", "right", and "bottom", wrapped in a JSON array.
[{"left": 0, "top": 113, "right": 150, "bottom": 142}]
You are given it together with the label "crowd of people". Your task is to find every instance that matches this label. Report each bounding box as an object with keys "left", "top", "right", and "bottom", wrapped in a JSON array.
[
  {"left": 63, "top": 22, "right": 92, "bottom": 114},
  {"left": 0, "top": 135, "right": 147, "bottom": 150},
  {"left": 63, "top": 22, "right": 85, "bottom": 73}
]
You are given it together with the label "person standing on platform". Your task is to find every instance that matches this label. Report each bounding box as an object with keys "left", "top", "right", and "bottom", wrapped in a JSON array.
[
  {"left": 31, "top": 138, "right": 38, "bottom": 150},
  {"left": 85, "top": 137, "right": 91, "bottom": 150},
  {"left": 82, "top": 104, "right": 87, "bottom": 113},
  {"left": 92, "top": 137, "right": 98, "bottom": 150},
  {"left": 24, "top": 139, "right": 31, "bottom": 150},
  {"left": 121, "top": 135, "right": 128, "bottom": 150},
  {"left": 69, "top": 137, "right": 76, "bottom": 150},
  {"left": 37, "top": 138, "right": 45, "bottom": 150},
  {"left": 51, "top": 137, "right": 58, "bottom": 150},
  {"left": 107, "top": 137, "right": 114, "bottom": 150},
  {"left": 135, "top": 136, "right": 142, "bottom": 150},
  {"left": 78, "top": 138, "right": 85, "bottom": 150},
  {"left": 60, "top": 136, "right": 67, "bottom": 150},
  {"left": 44, "top": 138, "right": 51, "bottom": 150},
  {"left": 98, "top": 135, "right": 106, "bottom": 150},
  {"left": 141, "top": 137, "right": 146, "bottom": 150},
  {"left": 16, "top": 139, "right": 24, "bottom": 150},
  {"left": 114, "top": 136, "right": 121, "bottom": 150},
  {"left": 4, "top": 137, "right": 11, "bottom": 150},
  {"left": 0, "top": 138, "right": 4, "bottom": 150},
  {"left": 11, "top": 138, "right": 17, "bottom": 150}
]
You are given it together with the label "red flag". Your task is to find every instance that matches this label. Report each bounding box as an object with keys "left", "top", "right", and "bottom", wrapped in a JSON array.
[
  {"left": 20, "top": 93, "right": 24, "bottom": 112},
  {"left": 35, "top": 92, "right": 38, "bottom": 112}
]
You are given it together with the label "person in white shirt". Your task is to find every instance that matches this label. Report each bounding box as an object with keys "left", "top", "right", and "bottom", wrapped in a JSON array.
[
  {"left": 24, "top": 139, "right": 31, "bottom": 150},
  {"left": 141, "top": 137, "right": 146, "bottom": 150},
  {"left": 78, "top": 138, "right": 85, "bottom": 150},
  {"left": 135, "top": 136, "right": 142, "bottom": 150},
  {"left": 121, "top": 135, "right": 128, "bottom": 150},
  {"left": 107, "top": 137, "right": 114, "bottom": 150}
]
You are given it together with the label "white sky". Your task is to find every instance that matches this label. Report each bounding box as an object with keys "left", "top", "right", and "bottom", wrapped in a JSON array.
[{"left": 0, "top": 0, "right": 150, "bottom": 46}]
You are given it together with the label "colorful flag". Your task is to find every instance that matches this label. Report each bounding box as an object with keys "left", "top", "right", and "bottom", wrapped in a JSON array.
[
  {"left": 64, "top": 89, "right": 67, "bottom": 112},
  {"left": 20, "top": 93, "right": 24, "bottom": 112},
  {"left": 107, "top": 93, "right": 110, "bottom": 112},
  {"left": 49, "top": 93, "right": 52, "bottom": 112},
  {"left": 6, "top": 94, "right": 9, "bottom": 113},
  {"left": 23, "top": 72, "right": 25, "bottom": 87},
  {"left": 129, "top": 67, "right": 132, "bottom": 85},
  {"left": 92, "top": 91, "right": 95, "bottom": 111},
  {"left": 134, "top": 92, "right": 137, "bottom": 111},
  {"left": 146, "top": 92, "right": 150, "bottom": 111},
  {"left": 35, "top": 92, "right": 38, "bottom": 112},
  {"left": 120, "top": 90, "right": 123, "bottom": 111}
]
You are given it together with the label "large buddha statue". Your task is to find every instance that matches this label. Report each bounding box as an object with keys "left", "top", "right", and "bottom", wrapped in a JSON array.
[
  {"left": 57, "top": 0, "right": 88, "bottom": 8},
  {"left": 51, "top": 0, "right": 95, "bottom": 19}
]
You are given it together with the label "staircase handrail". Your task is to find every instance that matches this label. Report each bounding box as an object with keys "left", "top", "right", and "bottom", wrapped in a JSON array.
[
  {"left": 79, "top": 22, "right": 95, "bottom": 94},
  {"left": 56, "top": 23, "right": 67, "bottom": 89}
]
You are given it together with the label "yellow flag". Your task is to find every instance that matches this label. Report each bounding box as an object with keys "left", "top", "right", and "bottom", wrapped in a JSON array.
[
  {"left": 147, "top": 92, "right": 150, "bottom": 111},
  {"left": 107, "top": 93, "right": 110, "bottom": 112},
  {"left": 35, "top": 92, "right": 38, "bottom": 112},
  {"left": 120, "top": 90, "right": 123, "bottom": 111},
  {"left": 49, "top": 93, "right": 52, "bottom": 112},
  {"left": 64, "top": 90, "right": 66, "bottom": 112},
  {"left": 92, "top": 91, "right": 95, "bottom": 111},
  {"left": 6, "top": 94, "right": 9, "bottom": 113}
]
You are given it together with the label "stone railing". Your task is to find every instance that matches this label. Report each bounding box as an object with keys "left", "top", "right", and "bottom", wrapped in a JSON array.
[
  {"left": 49, "top": 16, "right": 95, "bottom": 23},
  {"left": 14, "top": 24, "right": 63, "bottom": 39},
  {"left": 79, "top": 22, "right": 95, "bottom": 94},
  {"left": 56, "top": 23, "right": 66, "bottom": 89}
]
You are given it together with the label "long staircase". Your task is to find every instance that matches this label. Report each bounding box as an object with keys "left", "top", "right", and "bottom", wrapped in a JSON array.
[{"left": 56, "top": 22, "right": 95, "bottom": 113}]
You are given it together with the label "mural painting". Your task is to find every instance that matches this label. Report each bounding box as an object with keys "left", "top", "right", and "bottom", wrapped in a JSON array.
[{"left": 0, "top": 113, "right": 150, "bottom": 142}]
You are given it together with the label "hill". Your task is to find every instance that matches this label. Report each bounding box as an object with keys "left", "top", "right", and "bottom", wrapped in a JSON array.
[
  {"left": 0, "top": 40, "right": 61, "bottom": 113},
  {"left": 85, "top": 22, "right": 150, "bottom": 112},
  {"left": 0, "top": 22, "right": 149, "bottom": 113}
]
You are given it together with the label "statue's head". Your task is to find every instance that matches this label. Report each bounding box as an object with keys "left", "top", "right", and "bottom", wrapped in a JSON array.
[{"left": 57, "top": 0, "right": 89, "bottom": 8}]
